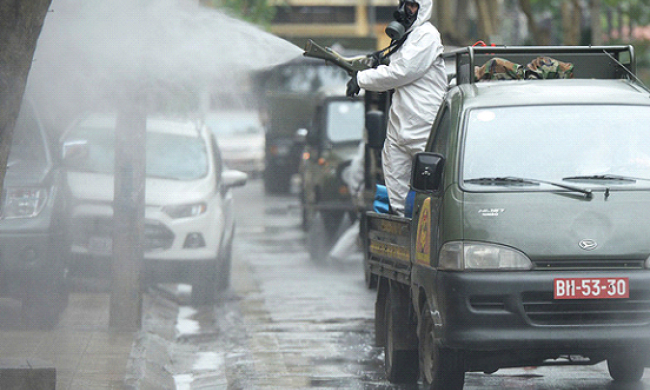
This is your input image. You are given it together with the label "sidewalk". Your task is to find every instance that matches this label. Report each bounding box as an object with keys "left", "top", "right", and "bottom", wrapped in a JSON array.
[{"left": 0, "top": 293, "right": 135, "bottom": 390}]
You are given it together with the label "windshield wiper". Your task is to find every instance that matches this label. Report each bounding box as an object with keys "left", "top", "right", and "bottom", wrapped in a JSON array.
[
  {"left": 465, "top": 177, "right": 540, "bottom": 186},
  {"left": 465, "top": 176, "right": 593, "bottom": 199},
  {"left": 562, "top": 174, "right": 650, "bottom": 183}
]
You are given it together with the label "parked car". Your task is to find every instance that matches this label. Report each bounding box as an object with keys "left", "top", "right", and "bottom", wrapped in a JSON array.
[
  {"left": 204, "top": 110, "right": 265, "bottom": 177},
  {"left": 61, "top": 114, "right": 247, "bottom": 304},
  {"left": 0, "top": 99, "right": 70, "bottom": 328}
]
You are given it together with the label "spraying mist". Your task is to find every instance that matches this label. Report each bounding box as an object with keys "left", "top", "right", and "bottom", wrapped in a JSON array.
[{"left": 26, "top": 0, "right": 303, "bottom": 130}]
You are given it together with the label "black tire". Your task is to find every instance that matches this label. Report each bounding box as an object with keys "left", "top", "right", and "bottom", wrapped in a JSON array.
[
  {"left": 217, "top": 233, "right": 233, "bottom": 292},
  {"left": 191, "top": 262, "right": 217, "bottom": 305},
  {"left": 374, "top": 278, "right": 387, "bottom": 347},
  {"left": 364, "top": 256, "right": 378, "bottom": 289},
  {"left": 361, "top": 215, "right": 378, "bottom": 289},
  {"left": 384, "top": 284, "right": 419, "bottom": 384},
  {"left": 22, "top": 273, "right": 62, "bottom": 330},
  {"left": 307, "top": 212, "right": 332, "bottom": 262},
  {"left": 608, "top": 356, "right": 645, "bottom": 383},
  {"left": 264, "top": 168, "right": 291, "bottom": 194},
  {"left": 419, "top": 303, "right": 465, "bottom": 390},
  {"left": 322, "top": 211, "right": 344, "bottom": 236}
]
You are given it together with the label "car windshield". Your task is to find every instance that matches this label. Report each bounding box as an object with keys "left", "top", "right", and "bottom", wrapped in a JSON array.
[
  {"left": 462, "top": 105, "right": 650, "bottom": 189},
  {"left": 326, "top": 100, "right": 365, "bottom": 143},
  {"left": 8, "top": 103, "right": 48, "bottom": 170},
  {"left": 64, "top": 122, "right": 209, "bottom": 180}
]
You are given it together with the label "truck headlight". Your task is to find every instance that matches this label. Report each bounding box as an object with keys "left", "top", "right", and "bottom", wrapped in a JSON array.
[
  {"left": 2, "top": 187, "right": 48, "bottom": 219},
  {"left": 439, "top": 241, "right": 532, "bottom": 271},
  {"left": 163, "top": 202, "right": 207, "bottom": 219}
]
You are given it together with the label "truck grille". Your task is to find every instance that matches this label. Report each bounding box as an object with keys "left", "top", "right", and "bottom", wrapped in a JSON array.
[
  {"left": 533, "top": 258, "right": 645, "bottom": 270},
  {"left": 522, "top": 290, "right": 650, "bottom": 326}
]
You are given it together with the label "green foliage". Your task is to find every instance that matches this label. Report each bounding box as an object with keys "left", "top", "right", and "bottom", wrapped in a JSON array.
[{"left": 200, "top": 0, "right": 276, "bottom": 26}]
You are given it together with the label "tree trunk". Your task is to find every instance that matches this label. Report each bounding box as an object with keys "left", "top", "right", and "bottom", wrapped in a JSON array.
[
  {"left": 561, "top": 0, "right": 582, "bottom": 45},
  {"left": 0, "top": 0, "right": 52, "bottom": 194},
  {"left": 590, "top": 0, "right": 602, "bottom": 45},
  {"left": 436, "top": 0, "right": 458, "bottom": 46},
  {"left": 518, "top": 0, "right": 551, "bottom": 45},
  {"left": 455, "top": 0, "right": 471, "bottom": 45},
  {"left": 475, "top": 0, "right": 494, "bottom": 41}
]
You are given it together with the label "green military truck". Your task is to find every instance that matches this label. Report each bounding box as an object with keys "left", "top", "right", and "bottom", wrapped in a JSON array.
[
  {"left": 298, "top": 89, "right": 365, "bottom": 261},
  {"left": 255, "top": 56, "right": 350, "bottom": 194},
  {"left": 363, "top": 45, "right": 650, "bottom": 389}
]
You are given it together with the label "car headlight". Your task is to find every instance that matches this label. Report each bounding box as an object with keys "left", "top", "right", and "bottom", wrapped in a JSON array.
[
  {"left": 163, "top": 202, "right": 207, "bottom": 219},
  {"left": 2, "top": 187, "right": 48, "bottom": 219},
  {"left": 439, "top": 241, "right": 532, "bottom": 271}
]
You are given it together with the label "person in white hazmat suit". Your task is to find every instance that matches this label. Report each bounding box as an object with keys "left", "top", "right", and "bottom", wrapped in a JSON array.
[{"left": 346, "top": 0, "right": 447, "bottom": 216}]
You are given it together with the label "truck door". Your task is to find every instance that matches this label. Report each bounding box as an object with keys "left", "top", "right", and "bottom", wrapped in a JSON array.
[{"left": 412, "top": 105, "right": 451, "bottom": 268}]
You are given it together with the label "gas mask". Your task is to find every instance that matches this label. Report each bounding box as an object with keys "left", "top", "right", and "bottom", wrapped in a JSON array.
[{"left": 385, "top": 0, "right": 418, "bottom": 40}]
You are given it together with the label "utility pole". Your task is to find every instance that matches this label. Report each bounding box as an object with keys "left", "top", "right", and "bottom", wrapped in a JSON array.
[{"left": 110, "top": 98, "right": 146, "bottom": 331}]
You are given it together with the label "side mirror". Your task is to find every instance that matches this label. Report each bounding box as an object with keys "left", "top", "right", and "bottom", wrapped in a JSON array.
[
  {"left": 411, "top": 152, "right": 444, "bottom": 192},
  {"left": 221, "top": 169, "right": 248, "bottom": 189},
  {"left": 61, "top": 139, "right": 89, "bottom": 166},
  {"left": 365, "top": 110, "right": 385, "bottom": 149}
]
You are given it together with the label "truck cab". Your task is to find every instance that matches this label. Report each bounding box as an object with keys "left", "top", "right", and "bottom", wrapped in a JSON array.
[{"left": 365, "top": 45, "right": 650, "bottom": 389}]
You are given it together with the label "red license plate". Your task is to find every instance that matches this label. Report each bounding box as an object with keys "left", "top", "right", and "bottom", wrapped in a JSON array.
[{"left": 554, "top": 277, "right": 629, "bottom": 299}]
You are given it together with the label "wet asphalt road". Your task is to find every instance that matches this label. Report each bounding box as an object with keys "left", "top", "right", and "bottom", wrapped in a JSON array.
[{"left": 223, "top": 178, "right": 650, "bottom": 390}]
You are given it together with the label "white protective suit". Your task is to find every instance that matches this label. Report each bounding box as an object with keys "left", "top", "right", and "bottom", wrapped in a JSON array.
[{"left": 356, "top": 0, "right": 447, "bottom": 215}]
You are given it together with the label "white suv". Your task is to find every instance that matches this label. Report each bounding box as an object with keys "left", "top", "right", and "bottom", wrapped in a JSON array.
[{"left": 61, "top": 114, "right": 246, "bottom": 304}]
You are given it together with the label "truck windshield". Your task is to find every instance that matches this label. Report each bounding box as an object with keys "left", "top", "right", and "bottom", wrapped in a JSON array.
[
  {"left": 261, "top": 64, "right": 348, "bottom": 93},
  {"left": 463, "top": 105, "right": 650, "bottom": 190},
  {"left": 326, "top": 100, "right": 365, "bottom": 143}
]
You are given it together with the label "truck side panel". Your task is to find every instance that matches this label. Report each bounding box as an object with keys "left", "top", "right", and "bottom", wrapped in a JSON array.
[{"left": 365, "top": 212, "right": 411, "bottom": 285}]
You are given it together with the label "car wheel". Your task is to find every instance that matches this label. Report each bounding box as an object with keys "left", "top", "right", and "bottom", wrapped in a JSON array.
[
  {"left": 608, "top": 355, "right": 645, "bottom": 383},
  {"left": 419, "top": 302, "right": 465, "bottom": 390},
  {"left": 217, "top": 233, "right": 233, "bottom": 291},
  {"left": 22, "top": 272, "right": 63, "bottom": 330},
  {"left": 191, "top": 261, "right": 217, "bottom": 306},
  {"left": 384, "top": 283, "right": 419, "bottom": 384}
]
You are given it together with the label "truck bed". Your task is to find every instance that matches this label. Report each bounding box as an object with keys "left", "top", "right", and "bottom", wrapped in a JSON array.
[{"left": 365, "top": 211, "right": 411, "bottom": 285}]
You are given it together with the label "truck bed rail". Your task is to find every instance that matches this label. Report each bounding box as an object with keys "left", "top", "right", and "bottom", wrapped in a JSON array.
[{"left": 444, "top": 45, "right": 636, "bottom": 85}]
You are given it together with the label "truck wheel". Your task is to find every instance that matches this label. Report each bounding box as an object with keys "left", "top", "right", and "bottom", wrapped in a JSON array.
[
  {"left": 384, "top": 284, "right": 419, "bottom": 384},
  {"left": 607, "top": 356, "right": 645, "bottom": 383},
  {"left": 322, "top": 211, "right": 344, "bottom": 236},
  {"left": 374, "top": 278, "right": 387, "bottom": 347},
  {"left": 264, "top": 169, "right": 290, "bottom": 194},
  {"left": 307, "top": 212, "right": 332, "bottom": 262},
  {"left": 364, "top": 256, "right": 378, "bottom": 289},
  {"left": 419, "top": 303, "right": 465, "bottom": 390}
]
